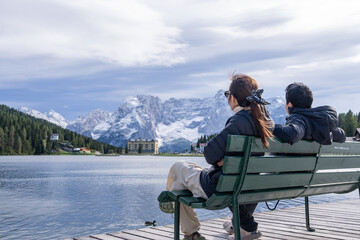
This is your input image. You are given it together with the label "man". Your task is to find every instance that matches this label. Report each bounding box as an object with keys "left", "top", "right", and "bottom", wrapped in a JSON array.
[{"left": 273, "top": 82, "right": 346, "bottom": 144}]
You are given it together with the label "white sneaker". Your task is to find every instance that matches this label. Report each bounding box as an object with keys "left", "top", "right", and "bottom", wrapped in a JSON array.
[
  {"left": 223, "top": 221, "right": 234, "bottom": 234},
  {"left": 227, "top": 228, "right": 262, "bottom": 240}
]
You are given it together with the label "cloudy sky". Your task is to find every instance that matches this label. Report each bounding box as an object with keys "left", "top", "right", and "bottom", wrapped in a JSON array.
[{"left": 1, "top": 0, "right": 360, "bottom": 119}]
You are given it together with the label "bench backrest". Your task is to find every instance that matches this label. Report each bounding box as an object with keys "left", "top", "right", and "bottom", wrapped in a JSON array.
[{"left": 202, "top": 135, "right": 360, "bottom": 210}]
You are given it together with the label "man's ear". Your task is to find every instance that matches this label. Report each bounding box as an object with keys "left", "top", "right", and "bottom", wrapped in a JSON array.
[{"left": 287, "top": 102, "right": 293, "bottom": 108}]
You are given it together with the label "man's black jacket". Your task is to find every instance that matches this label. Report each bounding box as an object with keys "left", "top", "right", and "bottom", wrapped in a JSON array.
[{"left": 273, "top": 106, "right": 346, "bottom": 145}]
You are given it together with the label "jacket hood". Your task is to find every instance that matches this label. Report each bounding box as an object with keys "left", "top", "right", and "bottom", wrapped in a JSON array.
[
  {"left": 290, "top": 106, "right": 338, "bottom": 130},
  {"left": 289, "top": 106, "right": 339, "bottom": 144}
]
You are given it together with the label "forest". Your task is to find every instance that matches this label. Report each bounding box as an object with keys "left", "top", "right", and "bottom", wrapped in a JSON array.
[
  {"left": 338, "top": 110, "right": 360, "bottom": 137},
  {"left": 0, "top": 105, "right": 122, "bottom": 155}
]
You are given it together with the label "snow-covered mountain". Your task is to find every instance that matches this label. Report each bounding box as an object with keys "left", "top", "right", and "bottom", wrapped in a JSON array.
[
  {"left": 19, "top": 90, "right": 287, "bottom": 152},
  {"left": 19, "top": 107, "right": 68, "bottom": 129},
  {"left": 67, "top": 109, "right": 112, "bottom": 139}
]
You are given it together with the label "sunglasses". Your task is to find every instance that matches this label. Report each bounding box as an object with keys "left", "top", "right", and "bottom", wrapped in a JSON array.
[{"left": 224, "top": 91, "right": 231, "bottom": 98}]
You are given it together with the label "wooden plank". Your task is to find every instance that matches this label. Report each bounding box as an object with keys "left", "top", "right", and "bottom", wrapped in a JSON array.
[
  {"left": 237, "top": 187, "right": 306, "bottom": 204},
  {"left": 123, "top": 229, "right": 171, "bottom": 240},
  {"left": 90, "top": 234, "right": 126, "bottom": 240},
  {"left": 217, "top": 173, "right": 312, "bottom": 192},
  {"left": 109, "top": 232, "right": 154, "bottom": 240},
  {"left": 242, "top": 173, "right": 312, "bottom": 190},
  {"left": 252, "top": 137, "right": 320, "bottom": 154},
  {"left": 316, "top": 156, "right": 360, "bottom": 170},
  {"left": 226, "top": 135, "right": 247, "bottom": 152},
  {"left": 223, "top": 156, "right": 317, "bottom": 174},
  {"left": 311, "top": 172, "right": 360, "bottom": 185},
  {"left": 137, "top": 228, "right": 174, "bottom": 239},
  {"left": 199, "top": 193, "right": 232, "bottom": 209},
  {"left": 222, "top": 156, "right": 245, "bottom": 174},
  {"left": 258, "top": 211, "right": 360, "bottom": 233},
  {"left": 247, "top": 156, "right": 317, "bottom": 173},
  {"left": 226, "top": 135, "right": 321, "bottom": 154},
  {"left": 301, "top": 184, "right": 358, "bottom": 196},
  {"left": 320, "top": 141, "right": 360, "bottom": 155},
  {"left": 74, "top": 237, "right": 97, "bottom": 240}
]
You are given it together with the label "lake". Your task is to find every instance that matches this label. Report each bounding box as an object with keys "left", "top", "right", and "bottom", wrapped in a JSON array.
[{"left": 0, "top": 155, "right": 358, "bottom": 240}]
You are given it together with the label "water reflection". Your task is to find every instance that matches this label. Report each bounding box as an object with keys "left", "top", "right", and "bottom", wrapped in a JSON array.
[{"left": 0, "top": 155, "right": 358, "bottom": 240}]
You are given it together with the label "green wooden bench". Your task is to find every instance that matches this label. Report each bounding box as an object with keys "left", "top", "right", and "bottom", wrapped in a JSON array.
[{"left": 158, "top": 135, "right": 360, "bottom": 240}]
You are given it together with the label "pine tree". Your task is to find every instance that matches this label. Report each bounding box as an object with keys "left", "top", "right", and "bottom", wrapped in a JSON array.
[
  {"left": 15, "top": 136, "right": 22, "bottom": 154},
  {"left": 344, "top": 110, "right": 357, "bottom": 136},
  {"left": 8, "top": 125, "right": 15, "bottom": 149},
  {"left": 0, "top": 127, "right": 5, "bottom": 154}
]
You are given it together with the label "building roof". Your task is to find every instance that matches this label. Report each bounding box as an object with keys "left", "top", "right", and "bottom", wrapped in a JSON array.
[{"left": 128, "top": 139, "right": 157, "bottom": 142}]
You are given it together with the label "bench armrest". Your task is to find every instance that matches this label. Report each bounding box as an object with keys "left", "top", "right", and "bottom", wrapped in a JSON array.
[{"left": 157, "top": 190, "right": 192, "bottom": 203}]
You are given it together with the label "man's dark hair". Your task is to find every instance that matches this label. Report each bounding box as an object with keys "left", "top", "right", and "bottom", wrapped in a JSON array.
[{"left": 285, "top": 82, "right": 313, "bottom": 108}]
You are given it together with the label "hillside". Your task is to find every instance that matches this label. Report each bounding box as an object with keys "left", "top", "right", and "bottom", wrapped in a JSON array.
[{"left": 0, "top": 105, "right": 122, "bottom": 155}]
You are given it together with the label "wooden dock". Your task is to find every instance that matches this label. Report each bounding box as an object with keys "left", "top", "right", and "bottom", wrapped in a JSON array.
[{"left": 70, "top": 199, "right": 360, "bottom": 240}]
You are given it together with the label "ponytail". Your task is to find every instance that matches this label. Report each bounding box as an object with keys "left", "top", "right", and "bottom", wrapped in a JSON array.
[
  {"left": 229, "top": 73, "right": 274, "bottom": 148},
  {"left": 249, "top": 102, "right": 274, "bottom": 148}
]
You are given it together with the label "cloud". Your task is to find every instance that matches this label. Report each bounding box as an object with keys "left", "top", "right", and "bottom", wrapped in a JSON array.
[
  {"left": 0, "top": 0, "right": 186, "bottom": 68},
  {"left": 1, "top": 0, "right": 360, "bottom": 117}
]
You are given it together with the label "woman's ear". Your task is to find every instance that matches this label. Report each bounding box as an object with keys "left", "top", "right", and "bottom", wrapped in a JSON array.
[{"left": 229, "top": 95, "right": 239, "bottom": 110}]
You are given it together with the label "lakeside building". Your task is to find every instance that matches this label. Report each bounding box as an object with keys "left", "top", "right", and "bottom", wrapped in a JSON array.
[
  {"left": 50, "top": 134, "right": 59, "bottom": 141},
  {"left": 127, "top": 139, "right": 159, "bottom": 154}
]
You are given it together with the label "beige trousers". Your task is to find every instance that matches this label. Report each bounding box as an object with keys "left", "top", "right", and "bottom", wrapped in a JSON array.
[{"left": 166, "top": 161, "right": 208, "bottom": 236}]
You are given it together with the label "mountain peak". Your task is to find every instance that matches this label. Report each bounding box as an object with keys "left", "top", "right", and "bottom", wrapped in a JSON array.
[{"left": 20, "top": 91, "right": 287, "bottom": 152}]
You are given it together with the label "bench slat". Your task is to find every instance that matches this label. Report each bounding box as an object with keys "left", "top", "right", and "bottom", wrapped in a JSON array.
[
  {"left": 320, "top": 141, "right": 360, "bottom": 155},
  {"left": 311, "top": 172, "right": 360, "bottom": 185},
  {"left": 316, "top": 156, "right": 360, "bottom": 170},
  {"left": 237, "top": 187, "right": 306, "bottom": 204},
  {"left": 226, "top": 135, "right": 320, "bottom": 154},
  {"left": 302, "top": 183, "right": 359, "bottom": 196},
  {"left": 242, "top": 173, "right": 313, "bottom": 191},
  {"left": 223, "top": 156, "right": 317, "bottom": 174},
  {"left": 179, "top": 196, "right": 206, "bottom": 206},
  {"left": 247, "top": 156, "right": 316, "bottom": 173},
  {"left": 201, "top": 193, "right": 233, "bottom": 210},
  {"left": 216, "top": 173, "right": 312, "bottom": 192}
]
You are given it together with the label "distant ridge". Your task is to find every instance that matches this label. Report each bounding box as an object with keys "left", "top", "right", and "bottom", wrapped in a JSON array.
[
  {"left": 19, "top": 90, "right": 287, "bottom": 153},
  {"left": 0, "top": 105, "right": 122, "bottom": 155}
]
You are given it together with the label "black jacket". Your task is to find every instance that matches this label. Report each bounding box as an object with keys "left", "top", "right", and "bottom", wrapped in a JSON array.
[
  {"left": 273, "top": 106, "right": 346, "bottom": 145},
  {"left": 200, "top": 110, "right": 263, "bottom": 197}
]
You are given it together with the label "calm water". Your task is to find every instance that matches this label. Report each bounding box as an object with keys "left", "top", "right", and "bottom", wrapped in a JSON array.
[{"left": 0, "top": 155, "right": 358, "bottom": 240}]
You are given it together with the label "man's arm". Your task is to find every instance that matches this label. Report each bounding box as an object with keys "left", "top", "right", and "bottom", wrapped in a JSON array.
[
  {"left": 273, "top": 116, "right": 306, "bottom": 144},
  {"left": 332, "top": 127, "right": 346, "bottom": 143}
]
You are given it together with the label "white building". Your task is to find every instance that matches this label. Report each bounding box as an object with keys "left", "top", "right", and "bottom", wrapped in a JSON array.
[{"left": 50, "top": 134, "right": 59, "bottom": 141}]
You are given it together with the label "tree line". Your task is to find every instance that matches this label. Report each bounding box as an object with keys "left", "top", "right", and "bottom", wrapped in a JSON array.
[
  {"left": 0, "top": 105, "right": 122, "bottom": 155},
  {"left": 338, "top": 110, "right": 360, "bottom": 137}
]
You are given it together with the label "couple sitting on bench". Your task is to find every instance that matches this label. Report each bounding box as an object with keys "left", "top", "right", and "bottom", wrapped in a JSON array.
[{"left": 160, "top": 73, "right": 346, "bottom": 240}]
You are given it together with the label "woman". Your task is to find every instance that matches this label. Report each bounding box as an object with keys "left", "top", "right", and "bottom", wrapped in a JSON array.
[{"left": 161, "top": 73, "right": 274, "bottom": 240}]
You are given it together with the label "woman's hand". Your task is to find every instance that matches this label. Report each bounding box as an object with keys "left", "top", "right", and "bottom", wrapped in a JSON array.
[{"left": 217, "top": 158, "right": 224, "bottom": 166}]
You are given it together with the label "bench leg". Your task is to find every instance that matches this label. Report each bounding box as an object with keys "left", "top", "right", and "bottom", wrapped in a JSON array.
[
  {"left": 174, "top": 199, "right": 180, "bottom": 240},
  {"left": 305, "top": 197, "right": 315, "bottom": 232},
  {"left": 233, "top": 198, "right": 242, "bottom": 240}
]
